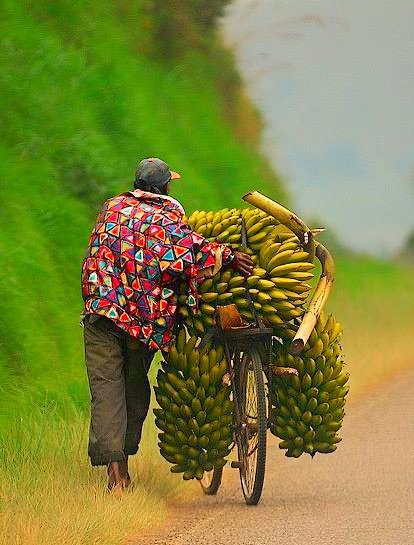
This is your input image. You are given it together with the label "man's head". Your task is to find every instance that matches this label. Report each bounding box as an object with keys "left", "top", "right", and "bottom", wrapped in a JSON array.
[{"left": 134, "top": 157, "right": 181, "bottom": 196}]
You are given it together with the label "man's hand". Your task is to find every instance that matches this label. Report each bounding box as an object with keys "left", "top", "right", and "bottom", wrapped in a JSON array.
[{"left": 231, "top": 251, "right": 254, "bottom": 277}]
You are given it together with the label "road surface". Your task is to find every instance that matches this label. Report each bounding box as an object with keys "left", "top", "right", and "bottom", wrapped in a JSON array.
[{"left": 134, "top": 370, "right": 414, "bottom": 545}]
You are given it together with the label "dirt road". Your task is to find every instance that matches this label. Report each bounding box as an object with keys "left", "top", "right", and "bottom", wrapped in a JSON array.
[{"left": 134, "top": 370, "right": 414, "bottom": 545}]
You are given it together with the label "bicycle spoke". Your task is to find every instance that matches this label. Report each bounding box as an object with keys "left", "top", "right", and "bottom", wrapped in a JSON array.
[{"left": 242, "top": 361, "right": 257, "bottom": 491}]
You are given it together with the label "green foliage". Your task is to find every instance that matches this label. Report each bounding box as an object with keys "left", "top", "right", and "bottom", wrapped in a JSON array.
[
  {"left": 139, "top": 0, "right": 233, "bottom": 57},
  {"left": 0, "top": 0, "right": 285, "bottom": 430}
]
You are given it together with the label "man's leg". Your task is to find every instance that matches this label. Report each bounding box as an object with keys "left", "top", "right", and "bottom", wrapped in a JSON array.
[
  {"left": 123, "top": 336, "right": 155, "bottom": 456},
  {"left": 83, "top": 315, "right": 127, "bottom": 467}
]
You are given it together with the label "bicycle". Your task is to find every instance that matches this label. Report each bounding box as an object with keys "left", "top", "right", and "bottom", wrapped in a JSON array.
[
  {"left": 200, "top": 315, "right": 274, "bottom": 505},
  {"left": 199, "top": 217, "right": 277, "bottom": 505},
  {"left": 198, "top": 196, "right": 333, "bottom": 506}
]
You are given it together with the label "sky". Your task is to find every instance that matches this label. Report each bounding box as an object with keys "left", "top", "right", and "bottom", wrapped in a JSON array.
[{"left": 223, "top": 0, "right": 414, "bottom": 256}]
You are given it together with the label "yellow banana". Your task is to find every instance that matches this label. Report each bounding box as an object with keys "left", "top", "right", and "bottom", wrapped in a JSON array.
[
  {"left": 286, "top": 272, "right": 314, "bottom": 281},
  {"left": 279, "top": 308, "right": 302, "bottom": 319},
  {"left": 205, "top": 222, "right": 213, "bottom": 236},
  {"left": 246, "top": 275, "right": 260, "bottom": 287},
  {"left": 267, "top": 249, "right": 295, "bottom": 271},
  {"left": 246, "top": 220, "right": 263, "bottom": 237},
  {"left": 274, "top": 262, "right": 314, "bottom": 276},
  {"left": 289, "top": 282, "right": 312, "bottom": 293},
  {"left": 211, "top": 212, "right": 222, "bottom": 227},
  {"left": 268, "top": 288, "right": 288, "bottom": 300},
  {"left": 212, "top": 222, "right": 224, "bottom": 237},
  {"left": 260, "top": 242, "right": 281, "bottom": 269},
  {"left": 252, "top": 267, "right": 267, "bottom": 278},
  {"left": 201, "top": 292, "right": 218, "bottom": 303},
  {"left": 216, "top": 282, "right": 228, "bottom": 294},
  {"left": 230, "top": 286, "right": 246, "bottom": 296},
  {"left": 227, "top": 234, "right": 241, "bottom": 243},
  {"left": 226, "top": 223, "right": 240, "bottom": 236},
  {"left": 330, "top": 321, "right": 343, "bottom": 342},
  {"left": 286, "top": 251, "right": 310, "bottom": 263},
  {"left": 206, "top": 211, "right": 214, "bottom": 223},
  {"left": 220, "top": 270, "right": 233, "bottom": 283},
  {"left": 257, "top": 279, "right": 274, "bottom": 290},
  {"left": 320, "top": 331, "right": 330, "bottom": 351},
  {"left": 217, "top": 292, "right": 232, "bottom": 303},
  {"left": 274, "top": 241, "right": 299, "bottom": 253},
  {"left": 199, "top": 278, "right": 214, "bottom": 293},
  {"left": 264, "top": 313, "right": 284, "bottom": 326},
  {"left": 248, "top": 228, "right": 268, "bottom": 244},
  {"left": 216, "top": 230, "right": 229, "bottom": 242},
  {"left": 271, "top": 300, "right": 295, "bottom": 311},
  {"left": 309, "top": 328, "right": 318, "bottom": 346},
  {"left": 256, "top": 291, "right": 271, "bottom": 304},
  {"left": 282, "top": 289, "right": 308, "bottom": 300},
  {"left": 229, "top": 275, "right": 245, "bottom": 288},
  {"left": 270, "top": 277, "right": 301, "bottom": 288},
  {"left": 245, "top": 210, "right": 260, "bottom": 230},
  {"left": 324, "top": 314, "right": 336, "bottom": 335},
  {"left": 305, "top": 338, "right": 324, "bottom": 358},
  {"left": 261, "top": 304, "right": 277, "bottom": 313},
  {"left": 196, "top": 224, "right": 208, "bottom": 236}
]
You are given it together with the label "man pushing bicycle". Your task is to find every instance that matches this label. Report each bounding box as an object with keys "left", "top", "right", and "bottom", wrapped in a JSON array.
[{"left": 81, "top": 157, "right": 253, "bottom": 494}]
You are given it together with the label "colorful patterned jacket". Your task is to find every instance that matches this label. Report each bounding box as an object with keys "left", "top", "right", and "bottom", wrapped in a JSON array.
[{"left": 81, "top": 189, "right": 233, "bottom": 351}]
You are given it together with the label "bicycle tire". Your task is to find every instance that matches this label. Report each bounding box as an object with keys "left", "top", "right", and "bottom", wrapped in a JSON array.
[
  {"left": 199, "top": 467, "right": 223, "bottom": 495},
  {"left": 236, "top": 346, "right": 267, "bottom": 505}
]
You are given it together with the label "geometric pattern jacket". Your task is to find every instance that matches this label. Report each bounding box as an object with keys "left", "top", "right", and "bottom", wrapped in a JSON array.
[{"left": 81, "top": 189, "right": 233, "bottom": 351}]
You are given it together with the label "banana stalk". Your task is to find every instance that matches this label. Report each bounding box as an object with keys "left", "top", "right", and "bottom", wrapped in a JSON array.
[{"left": 290, "top": 242, "right": 335, "bottom": 355}]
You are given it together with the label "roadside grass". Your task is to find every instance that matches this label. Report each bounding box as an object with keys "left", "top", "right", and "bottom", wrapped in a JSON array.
[
  {"left": 0, "top": 400, "right": 188, "bottom": 545},
  {"left": 327, "top": 256, "right": 414, "bottom": 400}
]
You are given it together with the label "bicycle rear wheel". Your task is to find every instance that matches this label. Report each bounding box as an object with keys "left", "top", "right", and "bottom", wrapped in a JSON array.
[
  {"left": 199, "top": 467, "right": 223, "bottom": 495},
  {"left": 236, "top": 346, "right": 267, "bottom": 505}
]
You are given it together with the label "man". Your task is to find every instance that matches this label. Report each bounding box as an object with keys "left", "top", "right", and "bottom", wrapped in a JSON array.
[{"left": 81, "top": 157, "right": 253, "bottom": 493}]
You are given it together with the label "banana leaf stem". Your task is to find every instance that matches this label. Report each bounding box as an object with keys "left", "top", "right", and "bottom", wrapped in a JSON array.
[{"left": 290, "top": 242, "right": 335, "bottom": 355}]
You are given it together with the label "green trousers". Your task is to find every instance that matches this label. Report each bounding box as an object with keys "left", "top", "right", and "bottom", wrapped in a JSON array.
[{"left": 83, "top": 315, "right": 155, "bottom": 466}]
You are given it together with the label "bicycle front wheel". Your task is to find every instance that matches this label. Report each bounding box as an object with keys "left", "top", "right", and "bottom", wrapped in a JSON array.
[{"left": 236, "top": 346, "right": 267, "bottom": 505}]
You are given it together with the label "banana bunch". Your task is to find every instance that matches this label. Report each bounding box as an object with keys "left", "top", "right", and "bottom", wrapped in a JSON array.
[
  {"left": 154, "top": 329, "right": 233, "bottom": 480},
  {"left": 180, "top": 207, "right": 315, "bottom": 332},
  {"left": 270, "top": 313, "right": 349, "bottom": 457},
  {"left": 187, "top": 208, "right": 243, "bottom": 248}
]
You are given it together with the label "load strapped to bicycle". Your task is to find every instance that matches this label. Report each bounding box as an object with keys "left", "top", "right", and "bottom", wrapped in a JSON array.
[{"left": 154, "top": 192, "right": 349, "bottom": 505}]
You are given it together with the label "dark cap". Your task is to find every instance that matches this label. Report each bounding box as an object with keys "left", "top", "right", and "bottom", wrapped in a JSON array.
[{"left": 135, "top": 157, "right": 180, "bottom": 190}]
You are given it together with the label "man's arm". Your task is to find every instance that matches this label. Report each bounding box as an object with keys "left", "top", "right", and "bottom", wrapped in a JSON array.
[
  {"left": 190, "top": 230, "right": 253, "bottom": 279},
  {"left": 165, "top": 219, "right": 253, "bottom": 306},
  {"left": 222, "top": 249, "right": 254, "bottom": 277}
]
